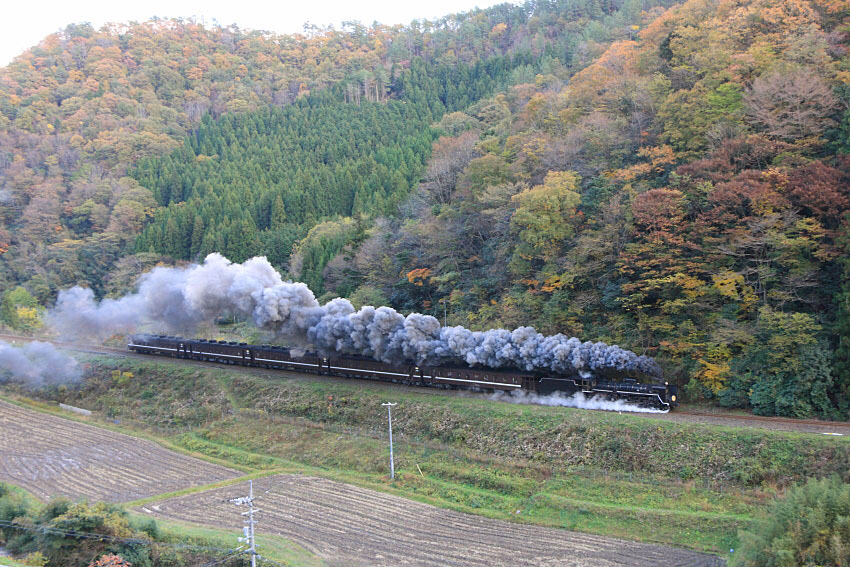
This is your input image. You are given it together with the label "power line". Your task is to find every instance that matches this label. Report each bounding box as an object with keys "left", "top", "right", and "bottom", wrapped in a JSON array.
[
  {"left": 199, "top": 549, "right": 245, "bottom": 567},
  {"left": 258, "top": 556, "right": 290, "bottom": 567}
]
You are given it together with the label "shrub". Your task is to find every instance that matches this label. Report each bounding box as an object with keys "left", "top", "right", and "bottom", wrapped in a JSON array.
[{"left": 731, "top": 476, "right": 850, "bottom": 567}]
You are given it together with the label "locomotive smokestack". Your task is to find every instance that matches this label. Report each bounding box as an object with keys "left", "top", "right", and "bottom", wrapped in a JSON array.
[{"left": 49, "top": 253, "right": 660, "bottom": 377}]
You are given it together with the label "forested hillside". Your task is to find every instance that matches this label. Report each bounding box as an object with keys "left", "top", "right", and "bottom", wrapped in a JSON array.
[
  {"left": 0, "top": 0, "right": 637, "bottom": 296},
  {"left": 1, "top": 0, "right": 849, "bottom": 417},
  {"left": 130, "top": 54, "right": 537, "bottom": 280},
  {"left": 337, "top": 0, "right": 850, "bottom": 418}
]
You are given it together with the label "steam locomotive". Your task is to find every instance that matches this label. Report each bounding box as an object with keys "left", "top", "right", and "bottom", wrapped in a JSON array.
[{"left": 127, "top": 334, "right": 678, "bottom": 411}]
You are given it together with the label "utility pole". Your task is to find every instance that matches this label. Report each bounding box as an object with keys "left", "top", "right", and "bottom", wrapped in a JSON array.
[
  {"left": 382, "top": 402, "right": 397, "bottom": 479},
  {"left": 230, "top": 480, "right": 259, "bottom": 567}
]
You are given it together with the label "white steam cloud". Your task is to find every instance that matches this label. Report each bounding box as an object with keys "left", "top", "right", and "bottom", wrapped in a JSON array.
[
  {"left": 0, "top": 340, "right": 82, "bottom": 388},
  {"left": 489, "top": 390, "right": 669, "bottom": 413},
  {"left": 49, "top": 254, "right": 660, "bottom": 376}
]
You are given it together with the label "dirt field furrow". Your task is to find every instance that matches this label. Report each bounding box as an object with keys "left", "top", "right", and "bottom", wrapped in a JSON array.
[
  {"left": 143, "top": 474, "right": 723, "bottom": 567},
  {"left": 0, "top": 400, "right": 240, "bottom": 502},
  {"left": 265, "top": 478, "right": 660, "bottom": 559}
]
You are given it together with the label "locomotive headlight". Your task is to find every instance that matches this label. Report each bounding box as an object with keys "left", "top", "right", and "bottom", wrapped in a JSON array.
[{"left": 671, "top": 395, "right": 677, "bottom": 402}]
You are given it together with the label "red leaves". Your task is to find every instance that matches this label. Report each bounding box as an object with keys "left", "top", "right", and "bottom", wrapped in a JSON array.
[
  {"left": 89, "top": 555, "right": 131, "bottom": 567},
  {"left": 786, "top": 161, "right": 850, "bottom": 226},
  {"left": 708, "top": 170, "right": 789, "bottom": 221},
  {"left": 632, "top": 188, "right": 685, "bottom": 237}
]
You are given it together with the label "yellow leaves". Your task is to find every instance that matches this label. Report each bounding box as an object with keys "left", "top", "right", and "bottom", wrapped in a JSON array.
[
  {"left": 187, "top": 66, "right": 204, "bottom": 81},
  {"left": 406, "top": 268, "right": 432, "bottom": 287},
  {"left": 524, "top": 93, "right": 548, "bottom": 123},
  {"left": 761, "top": 167, "right": 787, "bottom": 191},
  {"left": 541, "top": 273, "right": 574, "bottom": 292},
  {"left": 711, "top": 271, "right": 758, "bottom": 310},
  {"left": 20, "top": 551, "right": 48, "bottom": 567},
  {"left": 489, "top": 23, "right": 508, "bottom": 38},
  {"left": 67, "top": 69, "right": 85, "bottom": 83},
  {"left": 566, "top": 40, "right": 639, "bottom": 109},
  {"left": 673, "top": 273, "right": 705, "bottom": 299},
  {"left": 14, "top": 306, "right": 42, "bottom": 331},
  {"left": 611, "top": 163, "right": 651, "bottom": 182},
  {"left": 519, "top": 136, "right": 547, "bottom": 166},
  {"left": 111, "top": 370, "right": 134, "bottom": 385},
  {"left": 817, "top": 0, "right": 850, "bottom": 13},
  {"left": 697, "top": 357, "right": 731, "bottom": 393},
  {"left": 511, "top": 171, "right": 581, "bottom": 258},
  {"left": 639, "top": 145, "right": 676, "bottom": 171},
  {"left": 212, "top": 53, "right": 231, "bottom": 68},
  {"left": 50, "top": 238, "right": 84, "bottom": 250},
  {"left": 711, "top": 272, "right": 741, "bottom": 298},
  {"left": 648, "top": 274, "right": 707, "bottom": 314}
]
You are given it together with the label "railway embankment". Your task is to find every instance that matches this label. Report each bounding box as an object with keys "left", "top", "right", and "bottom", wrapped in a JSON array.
[{"left": 8, "top": 353, "right": 850, "bottom": 555}]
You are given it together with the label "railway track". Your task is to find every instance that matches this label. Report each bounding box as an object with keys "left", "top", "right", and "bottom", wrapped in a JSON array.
[
  {"left": 676, "top": 410, "right": 850, "bottom": 429},
  {"left": 4, "top": 332, "right": 848, "bottom": 435},
  {"left": 0, "top": 333, "right": 467, "bottom": 398}
]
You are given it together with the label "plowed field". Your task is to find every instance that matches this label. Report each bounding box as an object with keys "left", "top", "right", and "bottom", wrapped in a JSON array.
[
  {"left": 143, "top": 475, "right": 723, "bottom": 567},
  {"left": 0, "top": 400, "right": 239, "bottom": 502}
]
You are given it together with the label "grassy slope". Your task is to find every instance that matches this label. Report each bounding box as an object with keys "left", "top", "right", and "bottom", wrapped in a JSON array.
[{"left": 8, "top": 353, "right": 850, "bottom": 556}]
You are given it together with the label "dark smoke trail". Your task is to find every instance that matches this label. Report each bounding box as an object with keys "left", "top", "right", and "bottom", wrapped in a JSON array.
[
  {"left": 49, "top": 253, "right": 660, "bottom": 377},
  {"left": 0, "top": 340, "right": 82, "bottom": 388}
]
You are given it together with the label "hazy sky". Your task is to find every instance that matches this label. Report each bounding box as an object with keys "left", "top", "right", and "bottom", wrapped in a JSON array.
[{"left": 2, "top": 0, "right": 511, "bottom": 67}]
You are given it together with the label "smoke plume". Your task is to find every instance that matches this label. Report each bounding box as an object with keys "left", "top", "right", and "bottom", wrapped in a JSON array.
[
  {"left": 489, "top": 390, "right": 669, "bottom": 413},
  {"left": 49, "top": 253, "right": 660, "bottom": 377},
  {"left": 0, "top": 340, "right": 82, "bottom": 388}
]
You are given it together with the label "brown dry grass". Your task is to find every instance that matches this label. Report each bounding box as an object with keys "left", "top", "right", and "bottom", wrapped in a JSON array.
[
  {"left": 0, "top": 400, "right": 240, "bottom": 502},
  {"left": 142, "top": 474, "right": 722, "bottom": 567}
]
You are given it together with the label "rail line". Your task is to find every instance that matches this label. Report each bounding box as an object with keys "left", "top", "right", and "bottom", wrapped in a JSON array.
[
  {"left": 0, "top": 333, "right": 465, "bottom": 398},
  {"left": 676, "top": 410, "right": 850, "bottom": 429},
  {"left": 4, "top": 333, "right": 849, "bottom": 434}
]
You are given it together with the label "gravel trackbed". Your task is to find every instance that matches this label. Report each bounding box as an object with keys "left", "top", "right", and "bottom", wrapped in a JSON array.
[
  {"left": 142, "top": 474, "right": 724, "bottom": 567},
  {"left": 0, "top": 400, "right": 239, "bottom": 502}
]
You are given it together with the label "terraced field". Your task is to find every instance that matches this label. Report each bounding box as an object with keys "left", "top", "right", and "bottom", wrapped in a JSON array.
[
  {"left": 143, "top": 475, "right": 723, "bottom": 567},
  {"left": 0, "top": 400, "right": 239, "bottom": 502}
]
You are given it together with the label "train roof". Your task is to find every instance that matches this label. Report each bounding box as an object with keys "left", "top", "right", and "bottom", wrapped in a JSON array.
[{"left": 129, "top": 334, "right": 538, "bottom": 375}]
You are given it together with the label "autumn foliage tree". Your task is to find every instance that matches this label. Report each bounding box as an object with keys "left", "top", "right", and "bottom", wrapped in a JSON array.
[
  {"left": 89, "top": 555, "right": 131, "bottom": 567},
  {"left": 744, "top": 69, "right": 840, "bottom": 142}
]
